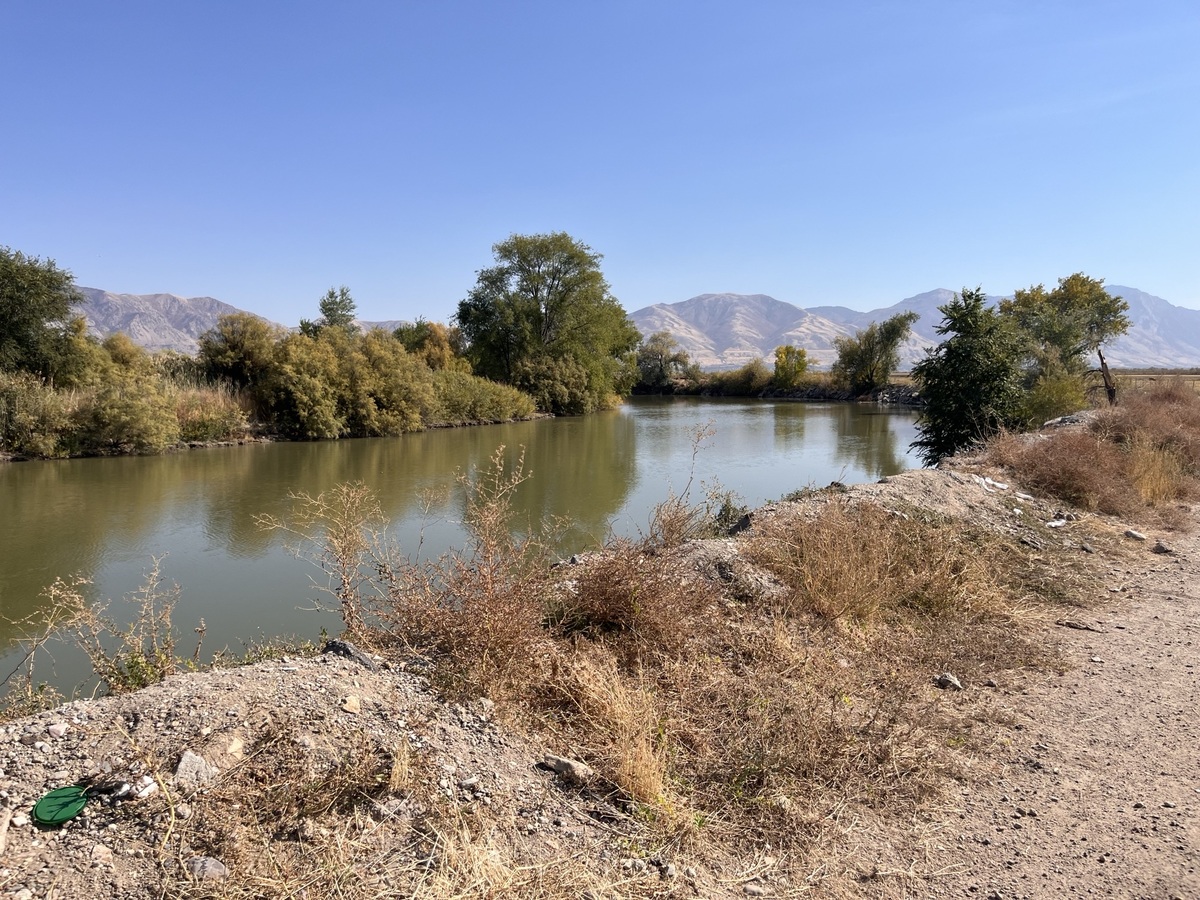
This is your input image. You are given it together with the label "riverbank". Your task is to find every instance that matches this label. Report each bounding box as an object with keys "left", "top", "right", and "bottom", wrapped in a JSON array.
[{"left": 0, "top": 431, "right": 1194, "bottom": 897}]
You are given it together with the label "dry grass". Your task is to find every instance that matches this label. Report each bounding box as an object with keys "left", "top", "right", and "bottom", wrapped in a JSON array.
[
  {"left": 741, "top": 500, "right": 1006, "bottom": 621},
  {"left": 986, "top": 379, "right": 1200, "bottom": 527},
  {"left": 546, "top": 539, "right": 715, "bottom": 658}
]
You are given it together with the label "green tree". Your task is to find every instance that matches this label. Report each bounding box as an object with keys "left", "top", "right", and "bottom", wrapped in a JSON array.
[
  {"left": 268, "top": 333, "right": 347, "bottom": 439},
  {"left": 0, "top": 247, "right": 86, "bottom": 380},
  {"left": 395, "top": 318, "right": 470, "bottom": 372},
  {"left": 455, "top": 233, "right": 641, "bottom": 414},
  {"left": 199, "top": 312, "right": 283, "bottom": 390},
  {"left": 773, "top": 345, "right": 809, "bottom": 391},
  {"left": 999, "top": 273, "right": 1129, "bottom": 404},
  {"left": 830, "top": 311, "right": 918, "bottom": 395},
  {"left": 911, "top": 288, "right": 1024, "bottom": 466},
  {"left": 300, "top": 285, "right": 358, "bottom": 337},
  {"left": 636, "top": 331, "right": 691, "bottom": 391}
]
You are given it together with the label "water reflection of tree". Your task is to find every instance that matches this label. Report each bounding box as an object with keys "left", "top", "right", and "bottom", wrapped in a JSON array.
[
  {"left": 0, "top": 455, "right": 180, "bottom": 627},
  {"left": 771, "top": 402, "right": 807, "bottom": 453},
  {"left": 830, "top": 405, "right": 908, "bottom": 478},
  {"left": 194, "top": 415, "right": 637, "bottom": 562}
]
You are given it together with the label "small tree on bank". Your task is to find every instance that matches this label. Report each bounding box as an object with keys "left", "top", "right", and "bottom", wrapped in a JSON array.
[
  {"left": 831, "top": 311, "right": 918, "bottom": 395},
  {"left": 636, "top": 331, "right": 692, "bottom": 391},
  {"left": 911, "top": 288, "right": 1024, "bottom": 466},
  {"left": 773, "top": 344, "right": 809, "bottom": 391},
  {"left": 999, "top": 273, "right": 1129, "bottom": 405}
]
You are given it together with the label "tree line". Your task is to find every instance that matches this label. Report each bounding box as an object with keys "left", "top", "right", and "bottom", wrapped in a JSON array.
[{"left": 2, "top": 239, "right": 1130, "bottom": 466}]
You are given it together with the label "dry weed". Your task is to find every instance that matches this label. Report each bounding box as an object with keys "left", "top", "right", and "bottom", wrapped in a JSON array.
[
  {"left": 742, "top": 500, "right": 1005, "bottom": 621},
  {"left": 987, "top": 380, "right": 1200, "bottom": 526},
  {"left": 373, "top": 447, "right": 555, "bottom": 698},
  {"left": 547, "top": 538, "right": 715, "bottom": 660}
]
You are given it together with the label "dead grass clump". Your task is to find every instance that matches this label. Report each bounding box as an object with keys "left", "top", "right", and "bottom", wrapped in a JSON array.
[
  {"left": 176, "top": 727, "right": 412, "bottom": 895},
  {"left": 546, "top": 539, "right": 715, "bottom": 658},
  {"left": 742, "top": 500, "right": 1005, "bottom": 621},
  {"left": 986, "top": 430, "right": 1143, "bottom": 515},
  {"left": 542, "top": 649, "right": 671, "bottom": 809},
  {"left": 374, "top": 447, "right": 555, "bottom": 698}
]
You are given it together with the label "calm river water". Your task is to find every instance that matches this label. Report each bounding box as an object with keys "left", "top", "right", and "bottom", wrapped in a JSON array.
[{"left": 0, "top": 398, "right": 920, "bottom": 688}]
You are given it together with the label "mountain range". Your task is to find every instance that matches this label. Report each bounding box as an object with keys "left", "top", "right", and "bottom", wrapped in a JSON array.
[
  {"left": 628, "top": 287, "right": 1200, "bottom": 369},
  {"left": 75, "top": 285, "right": 1200, "bottom": 370}
]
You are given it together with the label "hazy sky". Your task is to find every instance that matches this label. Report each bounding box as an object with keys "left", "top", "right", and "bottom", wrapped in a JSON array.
[{"left": 4, "top": 2, "right": 1199, "bottom": 324}]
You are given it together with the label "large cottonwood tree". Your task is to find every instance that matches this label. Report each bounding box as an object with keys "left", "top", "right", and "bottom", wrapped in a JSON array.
[{"left": 455, "top": 233, "right": 640, "bottom": 414}]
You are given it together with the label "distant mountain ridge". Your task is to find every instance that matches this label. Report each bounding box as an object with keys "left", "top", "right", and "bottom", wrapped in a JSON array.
[
  {"left": 76, "top": 285, "right": 1200, "bottom": 369},
  {"left": 630, "top": 287, "right": 1200, "bottom": 370},
  {"left": 76, "top": 288, "right": 408, "bottom": 354}
]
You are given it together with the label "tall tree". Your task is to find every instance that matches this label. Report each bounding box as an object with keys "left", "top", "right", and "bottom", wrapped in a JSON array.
[
  {"left": 0, "top": 246, "right": 85, "bottom": 380},
  {"left": 455, "top": 233, "right": 640, "bottom": 414},
  {"left": 911, "top": 288, "right": 1024, "bottom": 465},
  {"left": 999, "top": 273, "right": 1129, "bottom": 403},
  {"left": 300, "top": 286, "right": 358, "bottom": 336},
  {"left": 773, "top": 344, "right": 809, "bottom": 390},
  {"left": 830, "top": 310, "right": 918, "bottom": 395},
  {"left": 636, "top": 331, "right": 691, "bottom": 391}
]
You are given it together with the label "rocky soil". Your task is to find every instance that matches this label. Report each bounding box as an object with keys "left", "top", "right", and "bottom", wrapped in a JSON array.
[{"left": 0, "top": 464, "right": 1196, "bottom": 898}]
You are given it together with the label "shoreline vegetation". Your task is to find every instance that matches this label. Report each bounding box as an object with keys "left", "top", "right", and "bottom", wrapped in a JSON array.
[
  {"left": 0, "top": 379, "right": 1196, "bottom": 896},
  {"left": 2, "top": 239, "right": 1147, "bottom": 468}
]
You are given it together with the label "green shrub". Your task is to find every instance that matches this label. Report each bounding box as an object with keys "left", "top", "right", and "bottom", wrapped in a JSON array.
[
  {"left": 78, "top": 373, "right": 181, "bottom": 453},
  {"left": 432, "top": 370, "right": 537, "bottom": 423},
  {"left": 0, "top": 370, "right": 75, "bottom": 457}
]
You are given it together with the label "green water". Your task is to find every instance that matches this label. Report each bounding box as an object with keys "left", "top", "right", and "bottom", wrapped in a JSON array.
[{"left": 0, "top": 398, "right": 920, "bottom": 689}]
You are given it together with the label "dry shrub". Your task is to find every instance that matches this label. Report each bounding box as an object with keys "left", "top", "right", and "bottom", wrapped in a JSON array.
[
  {"left": 547, "top": 539, "right": 715, "bottom": 658},
  {"left": 257, "top": 482, "right": 389, "bottom": 639},
  {"left": 986, "top": 430, "right": 1140, "bottom": 515},
  {"left": 375, "top": 447, "right": 554, "bottom": 697},
  {"left": 986, "top": 379, "right": 1200, "bottom": 522},
  {"left": 1104, "top": 378, "right": 1200, "bottom": 466},
  {"left": 741, "top": 500, "right": 1005, "bottom": 621}
]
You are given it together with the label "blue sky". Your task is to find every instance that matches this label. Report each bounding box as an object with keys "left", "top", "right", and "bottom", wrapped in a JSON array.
[{"left": 4, "top": 2, "right": 1199, "bottom": 325}]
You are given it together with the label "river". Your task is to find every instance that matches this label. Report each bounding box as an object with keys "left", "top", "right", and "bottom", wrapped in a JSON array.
[{"left": 0, "top": 398, "right": 920, "bottom": 689}]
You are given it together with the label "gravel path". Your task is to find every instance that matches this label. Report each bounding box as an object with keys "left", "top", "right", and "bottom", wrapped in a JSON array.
[{"left": 888, "top": 519, "right": 1200, "bottom": 899}]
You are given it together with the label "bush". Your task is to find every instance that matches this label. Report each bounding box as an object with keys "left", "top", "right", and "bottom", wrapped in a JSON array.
[
  {"left": 706, "top": 358, "right": 772, "bottom": 396},
  {"left": 431, "top": 369, "right": 537, "bottom": 424},
  {"left": 0, "top": 370, "right": 75, "bottom": 457},
  {"left": 172, "top": 383, "right": 250, "bottom": 442},
  {"left": 912, "top": 289, "right": 1024, "bottom": 465},
  {"left": 77, "top": 373, "right": 180, "bottom": 454},
  {"left": 987, "top": 379, "right": 1200, "bottom": 520}
]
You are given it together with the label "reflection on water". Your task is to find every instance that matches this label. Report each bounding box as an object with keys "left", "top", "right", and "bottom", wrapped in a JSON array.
[{"left": 0, "top": 399, "right": 919, "bottom": 687}]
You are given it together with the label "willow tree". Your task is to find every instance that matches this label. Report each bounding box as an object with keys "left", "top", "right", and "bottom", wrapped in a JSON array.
[{"left": 455, "top": 233, "right": 640, "bottom": 414}]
